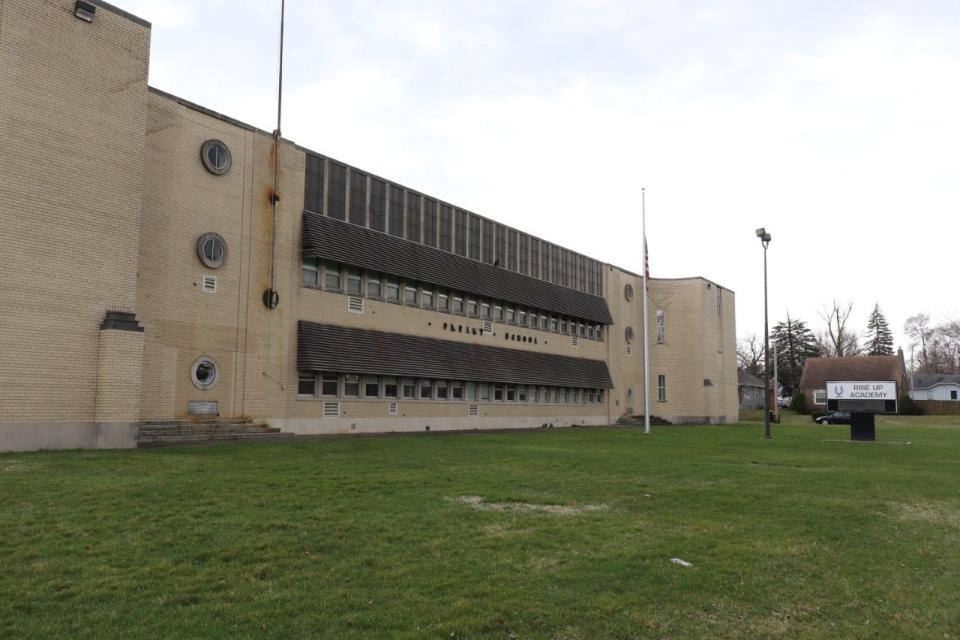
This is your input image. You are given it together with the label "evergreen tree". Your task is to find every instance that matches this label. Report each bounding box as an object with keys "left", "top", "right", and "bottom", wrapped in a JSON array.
[
  {"left": 865, "top": 303, "right": 894, "bottom": 356},
  {"left": 772, "top": 313, "right": 820, "bottom": 396}
]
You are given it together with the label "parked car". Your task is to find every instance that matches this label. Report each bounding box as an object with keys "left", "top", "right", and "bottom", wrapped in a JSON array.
[
  {"left": 777, "top": 396, "right": 790, "bottom": 408},
  {"left": 815, "top": 412, "right": 851, "bottom": 425}
]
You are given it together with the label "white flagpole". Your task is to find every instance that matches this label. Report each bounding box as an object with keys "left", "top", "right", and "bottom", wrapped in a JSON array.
[{"left": 642, "top": 188, "right": 651, "bottom": 435}]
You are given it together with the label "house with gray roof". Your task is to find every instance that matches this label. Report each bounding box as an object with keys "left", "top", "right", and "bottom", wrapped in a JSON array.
[
  {"left": 738, "top": 369, "right": 766, "bottom": 410},
  {"left": 910, "top": 374, "right": 960, "bottom": 401}
]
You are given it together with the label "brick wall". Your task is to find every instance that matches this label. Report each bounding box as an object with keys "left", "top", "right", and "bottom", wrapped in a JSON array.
[{"left": 0, "top": 1, "right": 149, "bottom": 440}]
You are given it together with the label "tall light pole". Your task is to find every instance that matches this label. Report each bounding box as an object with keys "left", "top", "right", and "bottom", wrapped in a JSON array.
[{"left": 756, "top": 228, "right": 772, "bottom": 439}]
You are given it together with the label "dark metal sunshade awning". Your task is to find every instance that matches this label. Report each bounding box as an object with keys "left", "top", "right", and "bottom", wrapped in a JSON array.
[
  {"left": 298, "top": 322, "right": 614, "bottom": 388},
  {"left": 301, "top": 212, "right": 614, "bottom": 325}
]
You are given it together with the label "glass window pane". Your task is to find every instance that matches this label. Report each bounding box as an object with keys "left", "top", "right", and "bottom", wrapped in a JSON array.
[
  {"left": 367, "top": 275, "right": 381, "bottom": 298},
  {"left": 346, "top": 269, "right": 362, "bottom": 295},
  {"left": 370, "top": 178, "right": 386, "bottom": 231},
  {"left": 327, "top": 162, "right": 346, "bottom": 220},
  {"left": 439, "top": 204, "right": 453, "bottom": 252},
  {"left": 482, "top": 220, "right": 494, "bottom": 264},
  {"left": 402, "top": 378, "right": 416, "bottom": 399},
  {"left": 322, "top": 374, "right": 339, "bottom": 397},
  {"left": 302, "top": 259, "right": 319, "bottom": 286},
  {"left": 468, "top": 214, "right": 481, "bottom": 260},
  {"left": 349, "top": 170, "right": 367, "bottom": 226},
  {"left": 419, "top": 379, "right": 433, "bottom": 399},
  {"left": 406, "top": 192, "right": 421, "bottom": 242},
  {"left": 386, "top": 280, "right": 400, "bottom": 302},
  {"left": 325, "top": 264, "right": 341, "bottom": 290},
  {"left": 364, "top": 376, "right": 379, "bottom": 398},
  {"left": 423, "top": 198, "right": 437, "bottom": 247},
  {"left": 298, "top": 372, "right": 316, "bottom": 396},
  {"left": 389, "top": 185, "right": 404, "bottom": 237},
  {"left": 383, "top": 377, "right": 398, "bottom": 398},
  {"left": 343, "top": 374, "right": 360, "bottom": 398},
  {"left": 304, "top": 154, "right": 324, "bottom": 214}
]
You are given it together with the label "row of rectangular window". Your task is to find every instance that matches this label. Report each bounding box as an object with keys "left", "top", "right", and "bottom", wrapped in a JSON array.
[
  {"left": 304, "top": 153, "right": 605, "bottom": 297},
  {"left": 298, "top": 372, "right": 606, "bottom": 404},
  {"left": 302, "top": 259, "right": 606, "bottom": 341}
]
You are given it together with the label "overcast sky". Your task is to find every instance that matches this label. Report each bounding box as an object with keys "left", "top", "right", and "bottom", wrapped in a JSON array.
[{"left": 121, "top": 0, "right": 960, "bottom": 358}]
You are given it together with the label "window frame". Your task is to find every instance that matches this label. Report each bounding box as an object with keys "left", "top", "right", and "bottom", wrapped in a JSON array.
[
  {"left": 366, "top": 273, "right": 382, "bottom": 299},
  {"left": 301, "top": 257, "right": 320, "bottom": 287},
  {"left": 321, "top": 373, "right": 339, "bottom": 398},
  {"left": 298, "top": 372, "right": 317, "bottom": 398},
  {"left": 324, "top": 262, "right": 342, "bottom": 291},
  {"left": 385, "top": 278, "right": 401, "bottom": 303},
  {"left": 363, "top": 375, "right": 380, "bottom": 399}
]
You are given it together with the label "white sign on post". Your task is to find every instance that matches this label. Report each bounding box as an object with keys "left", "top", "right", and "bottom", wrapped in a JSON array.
[{"left": 827, "top": 381, "right": 897, "bottom": 401}]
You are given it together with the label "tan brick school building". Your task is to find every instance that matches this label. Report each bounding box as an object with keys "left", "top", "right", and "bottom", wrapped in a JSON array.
[{"left": 0, "top": 0, "right": 738, "bottom": 451}]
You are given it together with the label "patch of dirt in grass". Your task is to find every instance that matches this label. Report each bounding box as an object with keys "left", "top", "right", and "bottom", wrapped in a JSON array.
[
  {"left": 896, "top": 501, "right": 960, "bottom": 529},
  {"left": 1, "top": 459, "right": 31, "bottom": 472},
  {"left": 481, "top": 523, "right": 536, "bottom": 538},
  {"left": 450, "top": 495, "right": 608, "bottom": 515},
  {"left": 526, "top": 555, "right": 563, "bottom": 573}
]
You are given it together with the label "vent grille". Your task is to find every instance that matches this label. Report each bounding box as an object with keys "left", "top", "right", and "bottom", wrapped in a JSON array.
[
  {"left": 482, "top": 320, "right": 493, "bottom": 334},
  {"left": 322, "top": 401, "right": 340, "bottom": 417},
  {"left": 201, "top": 275, "right": 217, "bottom": 293},
  {"left": 187, "top": 400, "right": 218, "bottom": 416},
  {"left": 347, "top": 296, "right": 364, "bottom": 314},
  {"left": 468, "top": 404, "right": 480, "bottom": 416},
  {"left": 571, "top": 335, "right": 579, "bottom": 347},
  {"left": 625, "top": 346, "right": 633, "bottom": 356},
  {"left": 388, "top": 401, "right": 398, "bottom": 416}
]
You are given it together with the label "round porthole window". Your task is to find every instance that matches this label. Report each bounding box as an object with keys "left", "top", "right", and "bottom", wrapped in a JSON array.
[
  {"left": 624, "top": 283, "right": 634, "bottom": 302},
  {"left": 625, "top": 326, "right": 634, "bottom": 344},
  {"left": 196, "top": 232, "right": 227, "bottom": 269},
  {"left": 191, "top": 356, "right": 219, "bottom": 390},
  {"left": 200, "top": 139, "right": 232, "bottom": 175}
]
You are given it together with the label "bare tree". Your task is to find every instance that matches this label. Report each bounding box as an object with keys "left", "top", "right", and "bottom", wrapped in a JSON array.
[
  {"left": 820, "top": 300, "right": 861, "bottom": 357},
  {"left": 904, "top": 313, "right": 933, "bottom": 371},
  {"left": 737, "top": 334, "right": 765, "bottom": 377},
  {"left": 938, "top": 319, "right": 960, "bottom": 373}
]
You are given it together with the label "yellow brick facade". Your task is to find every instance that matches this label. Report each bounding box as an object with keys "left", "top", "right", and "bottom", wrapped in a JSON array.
[{"left": 0, "top": 0, "right": 737, "bottom": 451}]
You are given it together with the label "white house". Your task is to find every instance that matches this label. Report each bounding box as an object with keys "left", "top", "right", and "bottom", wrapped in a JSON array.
[{"left": 910, "top": 374, "right": 960, "bottom": 401}]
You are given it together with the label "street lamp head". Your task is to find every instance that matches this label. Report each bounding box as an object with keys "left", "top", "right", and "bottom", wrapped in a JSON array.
[{"left": 756, "top": 227, "right": 771, "bottom": 247}]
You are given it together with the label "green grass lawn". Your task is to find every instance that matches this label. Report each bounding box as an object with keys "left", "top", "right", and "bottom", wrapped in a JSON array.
[{"left": 2, "top": 422, "right": 959, "bottom": 639}]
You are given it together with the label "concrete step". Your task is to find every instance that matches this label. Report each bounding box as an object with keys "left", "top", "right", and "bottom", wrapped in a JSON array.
[
  {"left": 136, "top": 419, "right": 289, "bottom": 448},
  {"left": 138, "top": 425, "right": 281, "bottom": 435},
  {"left": 137, "top": 431, "right": 294, "bottom": 448},
  {"left": 140, "top": 417, "right": 255, "bottom": 427}
]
